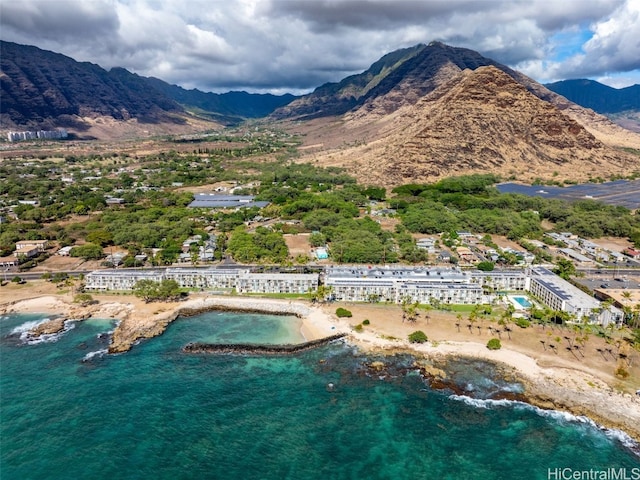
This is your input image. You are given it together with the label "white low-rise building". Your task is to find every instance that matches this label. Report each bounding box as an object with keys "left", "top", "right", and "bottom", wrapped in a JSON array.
[
  {"left": 529, "top": 267, "right": 622, "bottom": 325},
  {"left": 84, "top": 267, "right": 318, "bottom": 295},
  {"left": 324, "top": 266, "right": 481, "bottom": 304},
  {"left": 84, "top": 269, "right": 165, "bottom": 291}
]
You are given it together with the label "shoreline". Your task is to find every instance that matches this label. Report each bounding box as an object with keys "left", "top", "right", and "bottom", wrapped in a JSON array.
[{"left": 2, "top": 290, "right": 639, "bottom": 444}]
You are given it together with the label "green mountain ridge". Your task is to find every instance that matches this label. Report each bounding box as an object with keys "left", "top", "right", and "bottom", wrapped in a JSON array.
[
  {"left": 0, "top": 40, "right": 296, "bottom": 129},
  {"left": 545, "top": 79, "right": 640, "bottom": 114}
]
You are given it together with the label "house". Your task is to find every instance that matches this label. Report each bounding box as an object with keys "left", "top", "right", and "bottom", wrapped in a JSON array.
[
  {"left": 437, "top": 251, "right": 453, "bottom": 263},
  {"left": 13, "top": 246, "right": 40, "bottom": 259},
  {"left": 0, "top": 256, "right": 19, "bottom": 268},
  {"left": 456, "top": 247, "right": 476, "bottom": 263},
  {"left": 15, "top": 240, "right": 49, "bottom": 251},
  {"left": 416, "top": 238, "right": 437, "bottom": 254},
  {"left": 623, "top": 248, "right": 640, "bottom": 259}
]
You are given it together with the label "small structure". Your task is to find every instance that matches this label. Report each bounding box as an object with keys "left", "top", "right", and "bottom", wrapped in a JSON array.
[{"left": 57, "top": 246, "right": 73, "bottom": 256}]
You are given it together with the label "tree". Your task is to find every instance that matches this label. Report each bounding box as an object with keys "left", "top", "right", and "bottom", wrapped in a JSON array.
[
  {"left": 553, "top": 258, "right": 576, "bottom": 280},
  {"left": 70, "top": 243, "right": 104, "bottom": 260},
  {"left": 74, "top": 293, "right": 97, "bottom": 306},
  {"left": 86, "top": 229, "right": 113, "bottom": 247},
  {"left": 477, "top": 261, "right": 495, "bottom": 272},
  {"left": 309, "top": 232, "right": 326, "bottom": 248},
  {"left": 408, "top": 331, "right": 428, "bottom": 343},
  {"left": 133, "top": 279, "right": 182, "bottom": 303}
]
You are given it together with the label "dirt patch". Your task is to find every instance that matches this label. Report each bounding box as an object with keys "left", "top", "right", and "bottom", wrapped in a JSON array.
[
  {"left": 284, "top": 233, "right": 312, "bottom": 258},
  {"left": 595, "top": 236, "right": 633, "bottom": 253}
]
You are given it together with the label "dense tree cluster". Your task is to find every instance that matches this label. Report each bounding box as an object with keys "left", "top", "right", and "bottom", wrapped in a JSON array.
[
  {"left": 227, "top": 226, "right": 288, "bottom": 263},
  {"left": 393, "top": 175, "right": 639, "bottom": 242},
  {"left": 133, "top": 279, "right": 182, "bottom": 302}
]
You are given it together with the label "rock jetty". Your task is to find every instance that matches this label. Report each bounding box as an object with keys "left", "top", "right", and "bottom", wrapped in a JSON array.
[{"left": 183, "top": 333, "right": 347, "bottom": 355}]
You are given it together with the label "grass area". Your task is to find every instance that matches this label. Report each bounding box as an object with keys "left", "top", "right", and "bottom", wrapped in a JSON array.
[{"left": 243, "top": 292, "right": 312, "bottom": 300}]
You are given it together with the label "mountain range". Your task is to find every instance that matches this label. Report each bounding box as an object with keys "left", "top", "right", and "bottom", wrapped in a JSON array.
[
  {"left": 0, "top": 41, "right": 294, "bottom": 132},
  {"left": 1, "top": 40, "right": 639, "bottom": 185}
]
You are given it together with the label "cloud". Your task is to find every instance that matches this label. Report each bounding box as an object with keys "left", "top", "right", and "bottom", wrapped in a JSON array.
[
  {"left": 1, "top": 0, "right": 638, "bottom": 93},
  {"left": 516, "top": 0, "right": 640, "bottom": 84}
]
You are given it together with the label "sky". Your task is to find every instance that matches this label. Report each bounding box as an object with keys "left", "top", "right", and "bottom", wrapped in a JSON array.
[{"left": 1, "top": 0, "right": 639, "bottom": 95}]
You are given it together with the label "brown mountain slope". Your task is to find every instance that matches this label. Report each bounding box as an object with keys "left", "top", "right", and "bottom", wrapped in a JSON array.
[
  {"left": 296, "top": 66, "right": 638, "bottom": 186},
  {"left": 278, "top": 41, "right": 640, "bottom": 154}
]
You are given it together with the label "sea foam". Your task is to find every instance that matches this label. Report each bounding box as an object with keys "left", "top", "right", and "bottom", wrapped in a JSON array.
[
  {"left": 449, "top": 394, "right": 640, "bottom": 454},
  {"left": 82, "top": 348, "right": 109, "bottom": 362},
  {"left": 11, "top": 318, "right": 76, "bottom": 345}
]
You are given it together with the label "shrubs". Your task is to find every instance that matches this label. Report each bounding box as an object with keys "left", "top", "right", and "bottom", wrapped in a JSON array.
[
  {"left": 408, "top": 330, "right": 428, "bottom": 343},
  {"left": 514, "top": 317, "right": 531, "bottom": 328},
  {"left": 362, "top": 319, "right": 370, "bottom": 325},
  {"left": 486, "top": 338, "right": 502, "bottom": 350},
  {"left": 336, "top": 307, "right": 353, "bottom": 318}
]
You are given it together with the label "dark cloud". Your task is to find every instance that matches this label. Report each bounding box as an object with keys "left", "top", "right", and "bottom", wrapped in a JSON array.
[
  {"left": 1, "top": 0, "right": 638, "bottom": 93},
  {"left": 1, "top": 1, "right": 119, "bottom": 43},
  {"left": 264, "top": 0, "right": 484, "bottom": 32}
]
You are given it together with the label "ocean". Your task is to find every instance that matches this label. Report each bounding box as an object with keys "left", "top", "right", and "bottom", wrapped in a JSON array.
[{"left": 1, "top": 311, "right": 639, "bottom": 479}]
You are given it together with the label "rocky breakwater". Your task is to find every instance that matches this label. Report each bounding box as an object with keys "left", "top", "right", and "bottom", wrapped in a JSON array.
[{"left": 183, "top": 333, "right": 347, "bottom": 355}]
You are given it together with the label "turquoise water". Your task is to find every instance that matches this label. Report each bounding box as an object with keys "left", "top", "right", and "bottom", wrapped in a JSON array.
[
  {"left": 512, "top": 296, "right": 532, "bottom": 308},
  {"left": 1, "top": 311, "right": 639, "bottom": 480}
]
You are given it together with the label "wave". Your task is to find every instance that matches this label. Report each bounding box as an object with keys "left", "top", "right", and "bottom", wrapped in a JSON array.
[
  {"left": 449, "top": 394, "right": 640, "bottom": 454},
  {"left": 10, "top": 318, "right": 76, "bottom": 345},
  {"left": 82, "top": 348, "right": 109, "bottom": 362},
  {"left": 449, "top": 394, "right": 525, "bottom": 409}
]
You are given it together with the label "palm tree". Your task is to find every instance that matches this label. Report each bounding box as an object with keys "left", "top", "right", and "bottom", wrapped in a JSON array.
[{"left": 423, "top": 303, "right": 432, "bottom": 324}]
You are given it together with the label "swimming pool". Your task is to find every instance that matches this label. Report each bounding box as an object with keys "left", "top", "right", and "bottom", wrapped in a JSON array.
[{"left": 511, "top": 296, "right": 532, "bottom": 308}]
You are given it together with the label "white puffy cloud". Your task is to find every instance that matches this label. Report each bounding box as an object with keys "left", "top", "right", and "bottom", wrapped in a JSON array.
[{"left": 0, "top": 0, "right": 637, "bottom": 93}]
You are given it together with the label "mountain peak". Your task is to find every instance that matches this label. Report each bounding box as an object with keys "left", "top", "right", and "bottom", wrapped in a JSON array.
[
  {"left": 271, "top": 42, "right": 517, "bottom": 120},
  {"left": 296, "top": 60, "right": 638, "bottom": 187}
]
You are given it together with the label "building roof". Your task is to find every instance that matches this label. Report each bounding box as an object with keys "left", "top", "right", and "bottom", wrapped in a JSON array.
[
  {"left": 530, "top": 267, "right": 600, "bottom": 308},
  {"left": 188, "top": 193, "right": 269, "bottom": 209}
]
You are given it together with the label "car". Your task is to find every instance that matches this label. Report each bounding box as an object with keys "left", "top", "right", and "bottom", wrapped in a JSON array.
[{"left": 600, "top": 283, "right": 609, "bottom": 288}]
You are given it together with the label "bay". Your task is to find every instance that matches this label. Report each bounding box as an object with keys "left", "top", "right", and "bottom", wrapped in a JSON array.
[{"left": 1, "top": 311, "right": 638, "bottom": 480}]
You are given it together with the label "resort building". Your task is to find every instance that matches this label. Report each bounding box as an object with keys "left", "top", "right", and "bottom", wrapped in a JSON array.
[
  {"left": 165, "top": 267, "right": 249, "bottom": 290},
  {"left": 468, "top": 269, "right": 529, "bottom": 292},
  {"left": 82, "top": 265, "right": 619, "bottom": 326},
  {"left": 84, "top": 267, "right": 318, "bottom": 295},
  {"left": 84, "top": 269, "right": 165, "bottom": 291},
  {"left": 324, "top": 266, "right": 482, "bottom": 304},
  {"left": 235, "top": 273, "right": 318, "bottom": 295},
  {"left": 528, "top": 267, "right": 622, "bottom": 326}
]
